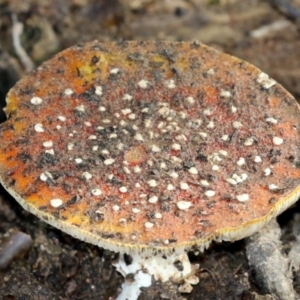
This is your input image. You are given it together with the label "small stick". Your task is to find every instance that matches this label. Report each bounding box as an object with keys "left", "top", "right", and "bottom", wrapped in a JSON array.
[
  {"left": 11, "top": 14, "right": 35, "bottom": 73},
  {"left": 269, "top": 0, "right": 300, "bottom": 23}
]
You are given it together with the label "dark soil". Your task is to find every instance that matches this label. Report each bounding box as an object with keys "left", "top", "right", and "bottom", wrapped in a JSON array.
[{"left": 0, "top": 1, "right": 300, "bottom": 299}]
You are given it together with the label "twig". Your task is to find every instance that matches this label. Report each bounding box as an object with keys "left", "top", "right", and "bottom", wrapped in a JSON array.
[
  {"left": 269, "top": 0, "right": 300, "bottom": 23},
  {"left": 11, "top": 14, "right": 35, "bottom": 73}
]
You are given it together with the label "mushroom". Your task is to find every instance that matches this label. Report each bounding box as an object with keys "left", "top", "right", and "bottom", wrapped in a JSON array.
[{"left": 0, "top": 40, "right": 300, "bottom": 299}]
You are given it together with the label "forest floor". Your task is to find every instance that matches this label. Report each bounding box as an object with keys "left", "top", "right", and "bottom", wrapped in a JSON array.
[{"left": 0, "top": 0, "right": 300, "bottom": 299}]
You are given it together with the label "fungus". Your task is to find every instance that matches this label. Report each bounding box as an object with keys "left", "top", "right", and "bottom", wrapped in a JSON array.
[{"left": 0, "top": 41, "right": 300, "bottom": 299}]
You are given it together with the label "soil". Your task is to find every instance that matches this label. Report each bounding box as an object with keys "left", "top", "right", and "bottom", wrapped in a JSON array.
[{"left": 0, "top": 0, "right": 300, "bottom": 299}]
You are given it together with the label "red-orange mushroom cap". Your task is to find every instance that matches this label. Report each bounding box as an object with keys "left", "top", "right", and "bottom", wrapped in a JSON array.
[{"left": 0, "top": 40, "right": 300, "bottom": 254}]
